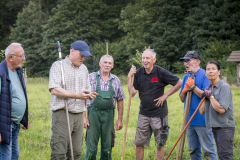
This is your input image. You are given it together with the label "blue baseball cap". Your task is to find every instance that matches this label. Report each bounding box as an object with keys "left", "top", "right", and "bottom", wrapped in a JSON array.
[{"left": 70, "top": 40, "right": 92, "bottom": 56}]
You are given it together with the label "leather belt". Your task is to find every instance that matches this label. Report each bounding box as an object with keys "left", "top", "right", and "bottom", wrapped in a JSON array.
[
  {"left": 55, "top": 109, "right": 66, "bottom": 113},
  {"left": 54, "top": 109, "right": 80, "bottom": 114}
]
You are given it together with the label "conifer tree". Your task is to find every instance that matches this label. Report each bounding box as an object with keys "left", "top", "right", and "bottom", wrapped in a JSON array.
[{"left": 9, "top": 1, "right": 49, "bottom": 76}]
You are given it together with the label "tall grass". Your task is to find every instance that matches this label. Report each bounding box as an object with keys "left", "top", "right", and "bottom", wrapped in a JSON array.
[{"left": 18, "top": 81, "right": 240, "bottom": 160}]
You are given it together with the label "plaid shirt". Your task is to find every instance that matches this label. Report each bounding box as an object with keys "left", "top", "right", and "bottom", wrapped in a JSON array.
[
  {"left": 49, "top": 56, "right": 91, "bottom": 113},
  {"left": 86, "top": 71, "right": 125, "bottom": 108}
]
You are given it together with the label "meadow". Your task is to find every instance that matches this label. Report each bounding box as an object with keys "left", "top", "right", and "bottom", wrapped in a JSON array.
[{"left": 18, "top": 79, "right": 240, "bottom": 160}]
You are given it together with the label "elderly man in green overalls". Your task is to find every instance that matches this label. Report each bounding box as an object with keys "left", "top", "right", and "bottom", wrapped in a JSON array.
[{"left": 83, "top": 55, "right": 125, "bottom": 160}]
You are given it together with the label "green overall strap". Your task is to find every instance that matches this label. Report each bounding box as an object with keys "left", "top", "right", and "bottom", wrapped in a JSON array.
[{"left": 95, "top": 72, "right": 115, "bottom": 97}]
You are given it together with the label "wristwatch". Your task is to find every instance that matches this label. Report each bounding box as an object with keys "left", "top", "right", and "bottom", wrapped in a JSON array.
[{"left": 210, "top": 95, "right": 214, "bottom": 99}]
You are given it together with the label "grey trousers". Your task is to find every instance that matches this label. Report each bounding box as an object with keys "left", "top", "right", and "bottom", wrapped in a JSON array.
[
  {"left": 50, "top": 111, "right": 84, "bottom": 160},
  {"left": 212, "top": 127, "right": 235, "bottom": 160}
]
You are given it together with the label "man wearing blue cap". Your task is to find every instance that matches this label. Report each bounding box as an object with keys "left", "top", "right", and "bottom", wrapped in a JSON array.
[
  {"left": 49, "top": 40, "right": 97, "bottom": 159},
  {"left": 179, "top": 51, "right": 217, "bottom": 160}
]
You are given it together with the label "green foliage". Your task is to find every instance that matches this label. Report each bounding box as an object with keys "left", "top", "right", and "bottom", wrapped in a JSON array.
[
  {"left": 41, "top": 0, "right": 128, "bottom": 70},
  {"left": 3, "top": 0, "right": 240, "bottom": 76},
  {"left": 200, "top": 40, "right": 239, "bottom": 75},
  {"left": 0, "top": 50, "right": 5, "bottom": 62},
  {"left": 0, "top": 0, "right": 29, "bottom": 51},
  {"left": 171, "top": 61, "right": 186, "bottom": 74},
  {"left": 150, "top": 0, "right": 198, "bottom": 68},
  {"left": 132, "top": 49, "right": 144, "bottom": 68},
  {"left": 128, "top": 47, "right": 150, "bottom": 68},
  {"left": 185, "top": 0, "right": 240, "bottom": 51},
  {"left": 0, "top": 0, "right": 57, "bottom": 51},
  {"left": 118, "top": 0, "right": 161, "bottom": 56},
  {"left": 84, "top": 42, "right": 130, "bottom": 75},
  {"left": 9, "top": 1, "right": 49, "bottom": 77}
]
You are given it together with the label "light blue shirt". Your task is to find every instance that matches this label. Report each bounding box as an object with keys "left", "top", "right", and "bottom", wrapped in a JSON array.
[{"left": 0, "top": 67, "right": 26, "bottom": 124}]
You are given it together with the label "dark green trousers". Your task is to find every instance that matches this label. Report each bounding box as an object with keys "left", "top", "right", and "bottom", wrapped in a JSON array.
[{"left": 84, "top": 108, "right": 114, "bottom": 160}]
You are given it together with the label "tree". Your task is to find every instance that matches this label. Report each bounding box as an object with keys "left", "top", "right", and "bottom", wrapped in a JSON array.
[
  {"left": 9, "top": 1, "right": 49, "bottom": 76},
  {"left": 118, "top": 0, "right": 161, "bottom": 56},
  {"left": 0, "top": 50, "right": 4, "bottom": 62},
  {"left": 41, "top": 0, "right": 129, "bottom": 69},
  {"left": 200, "top": 40, "right": 240, "bottom": 75},
  {"left": 185, "top": 0, "right": 240, "bottom": 51},
  {"left": 0, "top": 0, "right": 57, "bottom": 52},
  {"left": 0, "top": 0, "right": 29, "bottom": 51},
  {"left": 84, "top": 42, "right": 129, "bottom": 75},
  {"left": 150, "top": 0, "right": 198, "bottom": 69}
]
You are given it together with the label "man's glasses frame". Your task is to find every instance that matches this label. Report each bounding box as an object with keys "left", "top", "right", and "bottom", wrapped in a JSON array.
[{"left": 11, "top": 54, "right": 26, "bottom": 58}]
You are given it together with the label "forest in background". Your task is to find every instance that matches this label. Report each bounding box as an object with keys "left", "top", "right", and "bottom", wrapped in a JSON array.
[{"left": 0, "top": 0, "right": 240, "bottom": 77}]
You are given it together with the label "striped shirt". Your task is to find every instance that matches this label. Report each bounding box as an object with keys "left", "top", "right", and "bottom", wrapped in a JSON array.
[
  {"left": 49, "top": 56, "right": 91, "bottom": 113},
  {"left": 86, "top": 71, "right": 125, "bottom": 108}
]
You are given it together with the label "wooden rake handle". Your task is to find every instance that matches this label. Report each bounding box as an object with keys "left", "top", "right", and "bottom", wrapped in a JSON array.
[
  {"left": 121, "top": 74, "right": 135, "bottom": 160},
  {"left": 165, "top": 97, "right": 206, "bottom": 160}
]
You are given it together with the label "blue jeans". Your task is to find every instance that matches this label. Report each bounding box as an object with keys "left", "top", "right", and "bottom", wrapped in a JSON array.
[
  {"left": 186, "top": 125, "right": 217, "bottom": 160},
  {"left": 0, "top": 123, "right": 20, "bottom": 160}
]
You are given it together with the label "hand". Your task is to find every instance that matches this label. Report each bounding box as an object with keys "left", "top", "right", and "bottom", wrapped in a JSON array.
[
  {"left": 186, "top": 77, "right": 194, "bottom": 88},
  {"left": 86, "top": 91, "right": 98, "bottom": 100},
  {"left": 182, "top": 77, "right": 195, "bottom": 94},
  {"left": 128, "top": 65, "right": 136, "bottom": 78},
  {"left": 115, "top": 119, "right": 123, "bottom": 131},
  {"left": 154, "top": 94, "right": 168, "bottom": 107},
  {"left": 22, "top": 121, "right": 30, "bottom": 130},
  {"left": 201, "top": 90, "right": 214, "bottom": 99},
  {"left": 84, "top": 117, "right": 89, "bottom": 129},
  {"left": 77, "top": 90, "right": 98, "bottom": 100}
]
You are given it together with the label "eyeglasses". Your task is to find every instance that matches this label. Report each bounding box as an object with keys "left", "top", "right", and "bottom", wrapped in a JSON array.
[
  {"left": 79, "top": 53, "right": 85, "bottom": 59},
  {"left": 11, "top": 54, "right": 26, "bottom": 58},
  {"left": 183, "top": 59, "right": 193, "bottom": 63}
]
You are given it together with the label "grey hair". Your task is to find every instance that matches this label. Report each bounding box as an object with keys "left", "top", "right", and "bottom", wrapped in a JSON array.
[
  {"left": 100, "top": 55, "right": 114, "bottom": 64},
  {"left": 5, "top": 43, "right": 22, "bottom": 58},
  {"left": 142, "top": 49, "right": 156, "bottom": 59}
]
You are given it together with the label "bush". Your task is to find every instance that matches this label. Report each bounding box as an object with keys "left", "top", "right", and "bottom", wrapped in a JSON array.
[{"left": 0, "top": 50, "right": 5, "bottom": 62}]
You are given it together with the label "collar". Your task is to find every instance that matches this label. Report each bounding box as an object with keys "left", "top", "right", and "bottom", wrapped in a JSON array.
[
  {"left": 143, "top": 65, "right": 156, "bottom": 74},
  {"left": 193, "top": 67, "right": 203, "bottom": 76},
  {"left": 65, "top": 56, "right": 79, "bottom": 68},
  {"left": 98, "top": 70, "right": 114, "bottom": 81},
  {"left": 208, "top": 79, "right": 224, "bottom": 89},
  {"left": 213, "top": 79, "right": 224, "bottom": 89}
]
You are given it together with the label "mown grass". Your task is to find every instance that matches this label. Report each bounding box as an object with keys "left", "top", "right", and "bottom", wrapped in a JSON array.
[{"left": 18, "top": 82, "right": 240, "bottom": 160}]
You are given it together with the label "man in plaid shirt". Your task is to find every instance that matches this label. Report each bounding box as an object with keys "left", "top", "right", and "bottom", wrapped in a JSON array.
[
  {"left": 49, "top": 40, "right": 97, "bottom": 160},
  {"left": 84, "top": 55, "right": 125, "bottom": 160}
]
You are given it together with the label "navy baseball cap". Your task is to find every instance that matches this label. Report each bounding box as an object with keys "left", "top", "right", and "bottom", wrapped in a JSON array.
[
  {"left": 70, "top": 40, "right": 92, "bottom": 56},
  {"left": 180, "top": 51, "right": 201, "bottom": 61}
]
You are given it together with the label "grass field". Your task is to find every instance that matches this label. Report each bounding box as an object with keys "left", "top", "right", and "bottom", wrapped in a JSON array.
[{"left": 18, "top": 82, "right": 240, "bottom": 160}]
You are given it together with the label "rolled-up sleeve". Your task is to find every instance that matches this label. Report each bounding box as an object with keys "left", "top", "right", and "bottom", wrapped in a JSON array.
[
  {"left": 218, "top": 84, "right": 232, "bottom": 110},
  {"left": 115, "top": 77, "right": 125, "bottom": 101}
]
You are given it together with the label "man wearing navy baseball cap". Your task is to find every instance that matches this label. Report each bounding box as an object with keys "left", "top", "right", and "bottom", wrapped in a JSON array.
[
  {"left": 70, "top": 40, "right": 92, "bottom": 57},
  {"left": 49, "top": 40, "right": 97, "bottom": 159}
]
